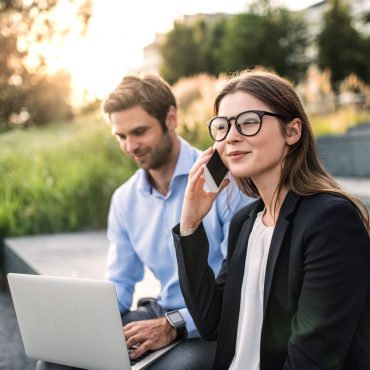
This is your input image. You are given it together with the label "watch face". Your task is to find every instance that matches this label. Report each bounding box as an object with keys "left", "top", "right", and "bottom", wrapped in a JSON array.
[{"left": 168, "top": 311, "right": 183, "bottom": 325}]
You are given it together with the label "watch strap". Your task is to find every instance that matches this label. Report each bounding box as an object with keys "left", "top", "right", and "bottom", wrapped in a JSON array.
[{"left": 174, "top": 325, "right": 187, "bottom": 340}]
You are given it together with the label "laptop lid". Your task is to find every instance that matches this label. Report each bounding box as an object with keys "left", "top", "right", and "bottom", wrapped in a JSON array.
[{"left": 7, "top": 273, "right": 178, "bottom": 370}]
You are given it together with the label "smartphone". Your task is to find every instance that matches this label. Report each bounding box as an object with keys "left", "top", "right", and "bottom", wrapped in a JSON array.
[{"left": 203, "top": 148, "right": 229, "bottom": 193}]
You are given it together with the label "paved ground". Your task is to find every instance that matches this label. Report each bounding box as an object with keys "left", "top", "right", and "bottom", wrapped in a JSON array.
[{"left": 0, "top": 291, "right": 37, "bottom": 369}]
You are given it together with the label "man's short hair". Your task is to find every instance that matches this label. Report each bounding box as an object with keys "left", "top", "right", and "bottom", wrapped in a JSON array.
[{"left": 103, "top": 75, "right": 177, "bottom": 131}]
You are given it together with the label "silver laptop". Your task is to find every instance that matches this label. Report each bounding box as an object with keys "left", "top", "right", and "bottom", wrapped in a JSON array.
[{"left": 7, "top": 273, "right": 179, "bottom": 370}]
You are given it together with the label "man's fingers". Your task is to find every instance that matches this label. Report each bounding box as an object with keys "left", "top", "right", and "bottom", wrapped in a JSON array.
[
  {"left": 129, "top": 342, "right": 151, "bottom": 360},
  {"left": 124, "top": 318, "right": 174, "bottom": 359},
  {"left": 123, "top": 321, "right": 139, "bottom": 332},
  {"left": 123, "top": 324, "right": 139, "bottom": 341},
  {"left": 126, "top": 332, "right": 146, "bottom": 349}
]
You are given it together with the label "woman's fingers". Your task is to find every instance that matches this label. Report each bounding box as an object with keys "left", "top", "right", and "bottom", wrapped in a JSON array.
[
  {"left": 201, "top": 146, "right": 214, "bottom": 157},
  {"left": 188, "top": 164, "right": 205, "bottom": 188},
  {"left": 188, "top": 147, "right": 213, "bottom": 177}
]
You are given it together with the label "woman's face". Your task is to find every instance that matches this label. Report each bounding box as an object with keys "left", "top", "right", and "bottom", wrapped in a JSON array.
[{"left": 215, "top": 91, "right": 290, "bottom": 183}]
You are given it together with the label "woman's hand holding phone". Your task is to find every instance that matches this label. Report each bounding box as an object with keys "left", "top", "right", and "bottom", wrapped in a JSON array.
[{"left": 180, "top": 147, "right": 229, "bottom": 236}]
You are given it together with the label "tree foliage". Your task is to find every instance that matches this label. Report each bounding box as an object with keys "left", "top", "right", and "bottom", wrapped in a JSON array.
[
  {"left": 219, "top": 6, "right": 309, "bottom": 82},
  {"left": 317, "top": 0, "right": 370, "bottom": 89},
  {"left": 0, "top": 0, "right": 92, "bottom": 129},
  {"left": 160, "top": 19, "right": 223, "bottom": 84},
  {"left": 160, "top": 3, "right": 309, "bottom": 84}
]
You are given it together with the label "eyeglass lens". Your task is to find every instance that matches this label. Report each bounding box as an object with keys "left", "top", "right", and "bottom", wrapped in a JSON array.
[{"left": 209, "top": 111, "right": 261, "bottom": 141}]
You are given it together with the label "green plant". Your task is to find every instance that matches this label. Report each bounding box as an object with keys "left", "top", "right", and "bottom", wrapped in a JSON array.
[{"left": 0, "top": 114, "right": 136, "bottom": 236}]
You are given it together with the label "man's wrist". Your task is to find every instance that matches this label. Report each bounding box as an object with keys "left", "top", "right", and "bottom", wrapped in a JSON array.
[
  {"left": 164, "top": 310, "right": 188, "bottom": 340},
  {"left": 162, "top": 317, "right": 177, "bottom": 342}
]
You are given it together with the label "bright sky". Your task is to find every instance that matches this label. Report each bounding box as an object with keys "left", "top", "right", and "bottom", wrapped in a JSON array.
[{"left": 44, "top": 0, "right": 320, "bottom": 105}]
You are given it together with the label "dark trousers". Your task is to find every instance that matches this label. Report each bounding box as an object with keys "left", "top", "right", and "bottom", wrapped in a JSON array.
[{"left": 37, "top": 298, "right": 216, "bottom": 370}]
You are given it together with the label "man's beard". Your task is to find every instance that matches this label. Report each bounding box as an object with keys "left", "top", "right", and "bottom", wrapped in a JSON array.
[{"left": 136, "top": 131, "right": 173, "bottom": 170}]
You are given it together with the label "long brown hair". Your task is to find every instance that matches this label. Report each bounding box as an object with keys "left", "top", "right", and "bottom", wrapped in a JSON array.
[{"left": 214, "top": 70, "right": 370, "bottom": 234}]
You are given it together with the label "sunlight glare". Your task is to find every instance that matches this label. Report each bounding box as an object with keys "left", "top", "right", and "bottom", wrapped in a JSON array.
[{"left": 41, "top": 0, "right": 319, "bottom": 105}]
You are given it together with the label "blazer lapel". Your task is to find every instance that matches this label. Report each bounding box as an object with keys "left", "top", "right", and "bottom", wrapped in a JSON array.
[
  {"left": 263, "top": 191, "right": 300, "bottom": 313},
  {"left": 215, "top": 200, "right": 264, "bottom": 368}
]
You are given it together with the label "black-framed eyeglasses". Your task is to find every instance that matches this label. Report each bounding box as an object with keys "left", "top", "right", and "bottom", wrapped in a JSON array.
[{"left": 208, "top": 110, "right": 293, "bottom": 142}]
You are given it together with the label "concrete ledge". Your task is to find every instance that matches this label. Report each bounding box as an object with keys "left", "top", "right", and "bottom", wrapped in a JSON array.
[
  {"left": 3, "top": 231, "right": 160, "bottom": 308},
  {"left": 4, "top": 231, "right": 108, "bottom": 279},
  {"left": 317, "top": 125, "right": 370, "bottom": 177},
  {"left": 337, "top": 177, "right": 370, "bottom": 211}
]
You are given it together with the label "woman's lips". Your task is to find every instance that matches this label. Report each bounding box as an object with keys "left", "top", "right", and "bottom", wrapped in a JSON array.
[{"left": 227, "top": 151, "right": 250, "bottom": 160}]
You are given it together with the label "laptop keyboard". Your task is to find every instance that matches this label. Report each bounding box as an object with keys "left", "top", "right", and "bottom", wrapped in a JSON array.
[{"left": 128, "top": 347, "right": 154, "bottom": 366}]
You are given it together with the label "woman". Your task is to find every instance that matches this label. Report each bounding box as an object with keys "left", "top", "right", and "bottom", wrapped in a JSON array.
[{"left": 172, "top": 70, "right": 370, "bottom": 370}]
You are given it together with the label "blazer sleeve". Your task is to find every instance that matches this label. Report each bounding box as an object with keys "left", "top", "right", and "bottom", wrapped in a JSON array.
[
  {"left": 172, "top": 222, "right": 225, "bottom": 340},
  {"left": 285, "top": 199, "right": 370, "bottom": 369},
  {"left": 172, "top": 205, "right": 251, "bottom": 341}
]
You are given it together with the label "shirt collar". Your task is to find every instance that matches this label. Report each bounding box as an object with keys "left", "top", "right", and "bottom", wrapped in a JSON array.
[
  {"left": 137, "top": 137, "right": 197, "bottom": 194},
  {"left": 172, "top": 137, "right": 197, "bottom": 178}
]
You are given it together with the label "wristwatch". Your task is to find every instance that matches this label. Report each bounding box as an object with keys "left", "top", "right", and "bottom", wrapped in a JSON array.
[{"left": 164, "top": 310, "right": 188, "bottom": 340}]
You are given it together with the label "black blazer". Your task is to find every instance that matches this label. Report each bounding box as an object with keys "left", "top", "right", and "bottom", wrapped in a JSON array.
[{"left": 173, "top": 192, "right": 370, "bottom": 370}]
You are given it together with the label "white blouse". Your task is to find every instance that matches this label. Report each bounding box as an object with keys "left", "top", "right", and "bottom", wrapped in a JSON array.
[{"left": 229, "top": 211, "right": 275, "bottom": 370}]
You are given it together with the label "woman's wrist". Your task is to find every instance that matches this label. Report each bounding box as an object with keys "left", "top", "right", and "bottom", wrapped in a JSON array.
[{"left": 180, "top": 222, "right": 200, "bottom": 236}]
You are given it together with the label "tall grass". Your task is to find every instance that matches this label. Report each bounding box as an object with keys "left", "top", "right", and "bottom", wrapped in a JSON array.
[{"left": 0, "top": 114, "right": 136, "bottom": 237}]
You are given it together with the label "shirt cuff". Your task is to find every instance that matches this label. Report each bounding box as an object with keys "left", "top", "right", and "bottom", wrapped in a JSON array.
[{"left": 179, "top": 307, "right": 200, "bottom": 338}]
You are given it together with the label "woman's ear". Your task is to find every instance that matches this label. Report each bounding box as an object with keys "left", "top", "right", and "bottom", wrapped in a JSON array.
[{"left": 285, "top": 118, "right": 302, "bottom": 145}]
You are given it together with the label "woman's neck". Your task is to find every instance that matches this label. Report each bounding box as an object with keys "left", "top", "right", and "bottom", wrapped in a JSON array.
[{"left": 253, "top": 174, "right": 288, "bottom": 227}]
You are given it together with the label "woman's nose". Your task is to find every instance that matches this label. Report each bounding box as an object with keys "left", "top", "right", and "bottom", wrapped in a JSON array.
[{"left": 226, "top": 120, "right": 241, "bottom": 143}]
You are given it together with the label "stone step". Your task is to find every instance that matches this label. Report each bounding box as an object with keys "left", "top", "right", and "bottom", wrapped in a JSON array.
[{"left": 2, "top": 231, "right": 160, "bottom": 309}]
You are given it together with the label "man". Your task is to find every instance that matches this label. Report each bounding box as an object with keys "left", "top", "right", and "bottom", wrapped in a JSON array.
[{"left": 102, "top": 74, "right": 251, "bottom": 369}]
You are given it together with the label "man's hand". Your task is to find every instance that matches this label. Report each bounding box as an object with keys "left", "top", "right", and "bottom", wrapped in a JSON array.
[{"left": 124, "top": 317, "right": 177, "bottom": 359}]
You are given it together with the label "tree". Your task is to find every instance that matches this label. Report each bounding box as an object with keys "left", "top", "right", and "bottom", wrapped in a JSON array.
[
  {"left": 160, "top": 20, "right": 207, "bottom": 84},
  {"left": 160, "top": 3, "right": 308, "bottom": 84},
  {"left": 317, "top": 0, "right": 370, "bottom": 90},
  {"left": 218, "top": 4, "right": 309, "bottom": 83},
  {"left": 0, "top": 0, "right": 92, "bottom": 129},
  {"left": 160, "top": 16, "right": 228, "bottom": 84},
  {"left": 205, "top": 18, "right": 227, "bottom": 76}
]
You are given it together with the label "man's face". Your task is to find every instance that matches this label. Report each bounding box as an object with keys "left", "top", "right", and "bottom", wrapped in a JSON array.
[{"left": 110, "top": 105, "right": 174, "bottom": 170}]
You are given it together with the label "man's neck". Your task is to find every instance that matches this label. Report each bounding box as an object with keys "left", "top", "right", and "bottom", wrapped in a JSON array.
[{"left": 148, "top": 137, "right": 180, "bottom": 196}]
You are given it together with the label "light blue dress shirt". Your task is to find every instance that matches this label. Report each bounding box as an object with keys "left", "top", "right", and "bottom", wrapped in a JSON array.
[{"left": 106, "top": 137, "right": 252, "bottom": 337}]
